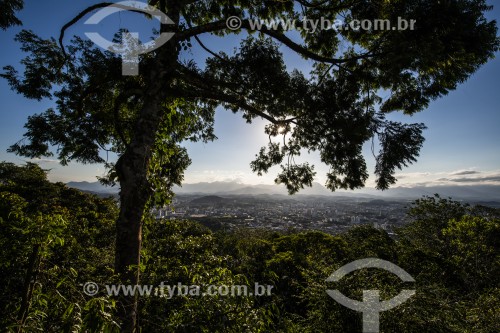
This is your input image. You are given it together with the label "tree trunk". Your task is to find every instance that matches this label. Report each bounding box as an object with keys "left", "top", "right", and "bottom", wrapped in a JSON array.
[
  {"left": 17, "top": 244, "right": 41, "bottom": 332},
  {"left": 114, "top": 96, "right": 165, "bottom": 332},
  {"left": 114, "top": 3, "right": 180, "bottom": 331}
]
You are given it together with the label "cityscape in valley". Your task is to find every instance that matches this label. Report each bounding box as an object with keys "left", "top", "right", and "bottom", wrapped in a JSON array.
[
  {"left": 68, "top": 180, "right": 500, "bottom": 235},
  {"left": 152, "top": 194, "right": 410, "bottom": 235}
]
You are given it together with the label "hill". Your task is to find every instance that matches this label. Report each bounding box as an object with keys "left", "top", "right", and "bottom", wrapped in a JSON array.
[{"left": 190, "top": 195, "right": 226, "bottom": 205}]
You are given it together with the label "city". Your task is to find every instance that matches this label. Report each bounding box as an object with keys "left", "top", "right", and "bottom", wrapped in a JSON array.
[{"left": 152, "top": 194, "right": 414, "bottom": 235}]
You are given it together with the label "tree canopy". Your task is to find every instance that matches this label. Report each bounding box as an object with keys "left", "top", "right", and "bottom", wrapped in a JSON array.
[
  {"left": 0, "top": 0, "right": 24, "bottom": 30},
  {"left": 1, "top": 0, "right": 498, "bottom": 330},
  {"left": 3, "top": 0, "right": 498, "bottom": 194},
  {"left": 0, "top": 162, "right": 119, "bottom": 331}
]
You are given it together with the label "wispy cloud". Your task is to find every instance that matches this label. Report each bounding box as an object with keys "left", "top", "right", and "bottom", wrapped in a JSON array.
[
  {"left": 449, "top": 175, "right": 500, "bottom": 183},
  {"left": 450, "top": 170, "right": 481, "bottom": 176},
  {"left": 185, "top": 169, "right": 275, "bottom": 185},
  {"left": 28, "top": 158, "right": 59, "bottom": 164},
  {"left": 394, "top": 169, "right": 500, "bottom": 187},
  {"left": 183, "top": 168, "right": 500, "bottom": 188}
]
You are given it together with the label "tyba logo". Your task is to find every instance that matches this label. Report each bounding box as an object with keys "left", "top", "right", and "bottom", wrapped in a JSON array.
[
  {"left": 84, "top": 1, "right": 174, "bottom": 75},
  {"left": 326, "top": 258, "right": 416, "bottom": 333}
]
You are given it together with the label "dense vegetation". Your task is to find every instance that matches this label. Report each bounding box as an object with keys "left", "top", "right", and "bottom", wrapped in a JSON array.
[{"left": 1, "top": 162, "right": 499, "bottom": 332}]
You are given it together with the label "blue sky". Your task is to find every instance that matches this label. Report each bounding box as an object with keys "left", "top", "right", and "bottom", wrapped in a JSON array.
[{"left": 0, "top": 0, "right": 499, "bottom": 189}]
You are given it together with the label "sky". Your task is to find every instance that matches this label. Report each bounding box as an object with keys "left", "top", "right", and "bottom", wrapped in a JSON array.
[{"left": 0, "top": 0, "right": 499, "bottom": 190}]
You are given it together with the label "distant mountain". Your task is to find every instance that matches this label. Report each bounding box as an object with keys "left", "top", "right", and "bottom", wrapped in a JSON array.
[
  {"left": 66, "top": 180, "right": 500, "bottom": 202},
  {"left": 190, "top": 195, "right": 225, "bottom": 205},
  {"left": 66, "top": 181, "right": 119, "bottom": 194},
  {"left": 173, "top": 181, "right": 333, "bottom": 196},
  {"left": 173, "top": 181, "right": 244, "bottom": 194},
  {"left": 357, "top": 185, "right": 500, "bottom": 201}
]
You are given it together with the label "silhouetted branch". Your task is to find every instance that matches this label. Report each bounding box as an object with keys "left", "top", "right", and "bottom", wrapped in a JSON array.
[
  {"left": 59, "top": 2, "right": 155, "bottom": 57},
  {"left": 177, "top": 19, "right": 378, "bottom": 65}
]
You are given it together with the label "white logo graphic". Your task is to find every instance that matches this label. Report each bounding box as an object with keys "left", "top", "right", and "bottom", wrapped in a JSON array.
[
  {"left": 84, "top": 1, "right": 174, "bottom": 75},
  {"left": 326, "top": 258, "right": 416, "bottom": 333}
]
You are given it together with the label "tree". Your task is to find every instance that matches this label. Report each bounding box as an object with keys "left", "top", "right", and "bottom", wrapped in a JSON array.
[
  {"left": 0, "top": 162, "right": 119, "bottom": 332},
  {"left": 0, "top": 0, "right": 24, "bottom": 29},
  {"left": 442, "top": 215, "right": 500, "bottom": 292},
  {"left": 140, "top": 219, "right": 274, "bottom": 332},
  {"left": 2, "top": 1, "right": 498, "bottom": 331},
  {"left": 393, "top": 196, "right": 500, "bottom": 333}
]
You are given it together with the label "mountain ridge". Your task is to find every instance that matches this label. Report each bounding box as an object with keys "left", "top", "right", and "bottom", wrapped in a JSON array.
[{"left": 66, "top": 180, "right": 500, "bottom": 202}]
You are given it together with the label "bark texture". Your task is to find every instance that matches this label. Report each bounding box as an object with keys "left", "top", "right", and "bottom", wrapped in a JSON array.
[{"left": 114, "top": 2, "right": 180, "bottom": 331}]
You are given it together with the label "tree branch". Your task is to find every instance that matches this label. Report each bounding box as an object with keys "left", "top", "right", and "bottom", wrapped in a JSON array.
[
  {"left": 177, "top": 19, "right": 378, "bottom": 65},
  {"left": 179, "top": 89, "right": 281, "bottom": 124},
  {"left": 294, "top": 0, "right": 361, "bottom": 11},
  {"left": 175, "top": 63, "right": 234, "bottom": 93},
  {"left": 182, "top": 11, "right": 233, "bottom": 65},
  {"left": 294, "top": 0, "right": 331, "bottom": 9},
  {"left": 175, "top": 19, "right": 228, "bottom": 40},
  {"left": 246, "top": 21, "right": 376, "bottom": 65},
  {"left": 59, "top": 2, "right": 156, "bottom": 57},
  {"left": 174, "top": 64, "right": 299, "bottom": 125}
]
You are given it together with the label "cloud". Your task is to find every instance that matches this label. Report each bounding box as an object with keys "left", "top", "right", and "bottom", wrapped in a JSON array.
[
  {"left": 28, "top": 158, "right": 59, "bottom": 164},
  {"left": 391, "top": 169, "right": 500, "bottom": 188},
  {"left": 183, "top": 168, "right": 500, "bottom": 188},
  {"left": 184, "top": 169, "right": 273, "bottom": 185},
  {"left": 449, "top": 175, "right": 500, "bottom": 183},
  {"left": 394, "top": 172, "right": 431, "bottom": 179},
  {"left": 451, "top": 170, "right": 481, "bottom": 176}
]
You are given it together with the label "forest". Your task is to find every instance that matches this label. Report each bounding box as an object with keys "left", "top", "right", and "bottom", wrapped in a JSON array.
[{"left": 1, "top": 162, "right": 499, "bottom": 332}]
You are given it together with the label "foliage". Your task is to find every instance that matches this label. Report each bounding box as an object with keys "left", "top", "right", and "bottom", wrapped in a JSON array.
[
  {"left": 2, "top": 1, "right": 498, "bottom": 194},
  {"left": 0, "top": 0, "right": 23, "bottom": 29},
  {"left": 140, "top": 219, "right": 274, "bottom": 332},
  {"left": 442, "top": 215, "right": 500, "bottom": 292},
  {"left": 0, "top": 162, "right": 119, "bottom": 332},
  {"left": 1, "top": 165, "right": 500, "bottom": 332}
]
